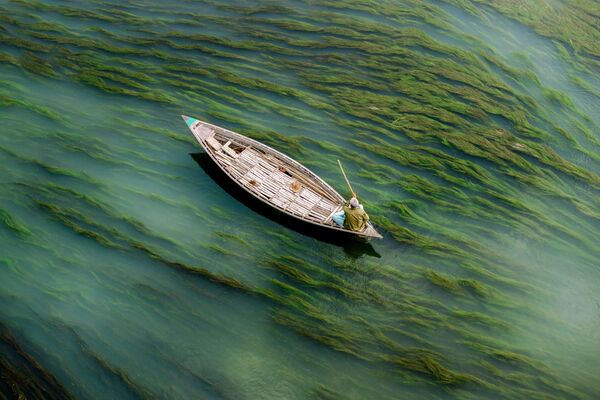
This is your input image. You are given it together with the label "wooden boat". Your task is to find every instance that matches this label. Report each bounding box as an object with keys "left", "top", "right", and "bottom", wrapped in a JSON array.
[{"left": 182, "top": 115, "right": 383, "bottom": 239}]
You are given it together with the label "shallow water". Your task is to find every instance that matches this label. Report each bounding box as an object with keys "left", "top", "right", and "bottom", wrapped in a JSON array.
[{"left": 1, "top": 0, "right": 599, "bottom": 399}]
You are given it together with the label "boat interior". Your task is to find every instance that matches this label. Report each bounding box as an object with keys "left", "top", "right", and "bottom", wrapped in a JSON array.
[{"left": 194, "top": 123, "right": 345, "bottom": 227}]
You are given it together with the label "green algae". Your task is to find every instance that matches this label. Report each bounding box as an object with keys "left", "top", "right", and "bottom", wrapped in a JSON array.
[
  {"left": 214, "top": 231, "right": 250, "bottom": 247},
  {"left": 312, "top": 384, "right": 347, "bottom": 400},
  {"left": 34, "top": 200, "right": 125, "bottom": 250},
  {"left": 71, "top": 69, "right": 175, "bottom": 104},
  {"left": 451, "top": 311, "right": 509, "bottom": 329},
  {"left": 266, "top": 260, "right": 356, "bottom": 300},
  {"left": 79, "top": 341, "right": 155, "bottom": 400},
  {"left": 425, "top": 269, "right": 461, "bottom": 292},
  {"left": 0, "top": 91, "right": 65, "bottom": 121},
  {"left": 384, "top": 353, "right": 474, "bottom": 385},
  {"left": 114, "top": 118, "right": 193, "bottom": 145},
  {"left": 31, "top": 192, "right": 250, "bottom": 291},
  {"left": 0, "top": 51, "right": 17, "bottom": 65},
  {"left": 0, "top": 322, "right": 76, "bottom": 400},
  {"left": 0, "top": 208, "right": 30, "bottom": 237},
  {"left": 449, "top": 0, "right": 600, "bottom": 70},
  {"left": 0, "top": 31, "right": 50, "bottom": 52},
  {"left": 18, "top": 51, "right": 58, "bottom": 78},
  {"left": 542, "top": 88, "right": 576, "bottom": 111}
]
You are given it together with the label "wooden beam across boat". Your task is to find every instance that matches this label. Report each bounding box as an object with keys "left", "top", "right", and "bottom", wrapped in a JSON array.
[{"left": 181, "top": 115, "right": 383, "bottom": 239}]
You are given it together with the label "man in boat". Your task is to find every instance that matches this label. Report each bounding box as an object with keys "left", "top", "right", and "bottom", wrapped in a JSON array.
[{"left": 342, "top": 197, "right": 370, "bottom": 232}]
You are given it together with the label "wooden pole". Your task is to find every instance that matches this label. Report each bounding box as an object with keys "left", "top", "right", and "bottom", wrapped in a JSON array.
[{"left": 337, "top": 159, "right": 356, "bottom": 198}]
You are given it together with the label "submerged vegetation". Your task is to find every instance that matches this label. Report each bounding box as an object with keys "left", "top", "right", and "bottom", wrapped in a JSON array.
[{"left": 0, "top": 0, "right": 599, "bottom": 399}]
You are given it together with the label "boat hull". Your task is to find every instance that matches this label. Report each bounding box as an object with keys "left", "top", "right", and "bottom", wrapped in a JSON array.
[{"left": 182, "top": 115, "right": 383, "bottom": 239}]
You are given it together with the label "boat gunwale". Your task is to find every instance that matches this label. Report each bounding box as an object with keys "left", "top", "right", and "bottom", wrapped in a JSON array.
[{"left": 184, "top": 116, "right": 383, "bottom": 239}]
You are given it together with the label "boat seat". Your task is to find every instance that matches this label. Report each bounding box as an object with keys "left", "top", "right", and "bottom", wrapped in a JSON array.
[
  {"left": 206, "top": 136, "right": 222, "bottom": 151},
  {"left": 222, "top": 140, "right": 239, "bottom": 158}
]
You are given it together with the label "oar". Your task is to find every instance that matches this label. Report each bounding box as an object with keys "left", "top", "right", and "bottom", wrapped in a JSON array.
[{"left": 337, "top": 159, "right": 356, "bottom": 198}]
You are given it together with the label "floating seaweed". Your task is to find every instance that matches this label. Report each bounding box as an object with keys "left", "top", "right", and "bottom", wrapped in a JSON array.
[{"left": 0, "top": 323, "right": 75, "bottom": 400}]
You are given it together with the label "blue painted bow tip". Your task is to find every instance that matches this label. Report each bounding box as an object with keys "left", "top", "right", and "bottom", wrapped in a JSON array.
[{"left": 181, "top": 115, "right": 197, "bottom": 127}]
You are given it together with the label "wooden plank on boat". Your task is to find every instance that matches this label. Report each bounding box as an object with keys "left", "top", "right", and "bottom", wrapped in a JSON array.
[
  {"left": 196, "top": 126, "right": 214, "bottom": 140},
  {"left": 237, "top": 159, "right": 254, "bottom": 171},
  {"left": 274, "top": 202, "right": 291, "bottom": 211},
  {"left": 262, "top": 180, "right": 281, "bottom": 193},
  {"left": 309, "top": 205, "right": 330, "bottom": 218},
  {"left": 255, "top": 190, "right": 270, "bottom": 200},
  {"left": 299, "top": 188, "right": 321, "bottom": 204},
  {"left": 256, "top": 179, "right": 277, "bottom": 193},
  {"left": 271, "top": 171, "right": 293, "bottom": 185},
  {"left": 258, "top": 159, "right": 277, "bottom": 171},
  {"left": 240, "top": 147, "right": 261, "bottom": 161},
  {"left": 294, "top": 196, "right": 314, "bottom": 209},
  {"left": 230, "top": 161, "right": 248, "bottom": 175},
  {"left": 278, "top": 188, "right": 296, "bottom": 201},
  {"left": 324, "top": 206, "right": 342, "bottom": 223},
  {"left": 242, "top": 180, "right": 260, "bottom": 190},
  {"left": 222, "top": 141, "right": 239, "bottom": 159},
  {"left": 318, "top": 199, "right": 337, "bottom": 211},
  {"left": 260, "top": 189, "right": 277, "bottom": 199},
  {"left": 228, "top": 168, "right": 243, "bottom": 179},
  {"left": 206, "top": 136, "right": 222, "bottom": 151},
  {"left": 288, "top": 202, "right": 309, "bottom": 216},
  {"left": 213, "top": 152, "right": 234, "bottom": 168},
  {"left": 314, "top": 206, "right": 330, "bottom": 215},
  {"left": 257, "top": 164, "right": 275, "bottom": 176},
  {"left": 305, "top": 214, "right": 324, "bottom": 223}
]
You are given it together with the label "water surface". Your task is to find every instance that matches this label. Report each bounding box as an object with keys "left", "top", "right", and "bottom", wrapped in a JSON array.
[{"left": 1, "top": 0, "right": 599, "bottom": 399}]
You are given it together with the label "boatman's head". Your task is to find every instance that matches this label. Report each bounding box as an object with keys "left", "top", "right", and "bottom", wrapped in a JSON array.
[{"left": 350, "top": 197, "right": 359, "bottom": 208}]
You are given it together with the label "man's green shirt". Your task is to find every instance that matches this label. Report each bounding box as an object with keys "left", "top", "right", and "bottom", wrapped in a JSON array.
[{"left": 343, "top": 204, "right": 369, "bottom": 232}]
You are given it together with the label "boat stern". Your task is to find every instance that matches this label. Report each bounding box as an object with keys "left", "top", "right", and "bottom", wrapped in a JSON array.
[{"left": 363, "top": 224, "right": 383, "bottom": 239}]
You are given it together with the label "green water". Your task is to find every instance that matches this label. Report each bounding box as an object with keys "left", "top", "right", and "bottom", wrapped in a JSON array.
[{"left": 1, "top": 0, "right": 599, "bottom": 399}]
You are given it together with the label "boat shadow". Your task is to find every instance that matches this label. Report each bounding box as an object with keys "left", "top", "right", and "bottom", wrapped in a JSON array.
[{"left": 190, "top": 153, "right": 381, "bottom": 259}]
